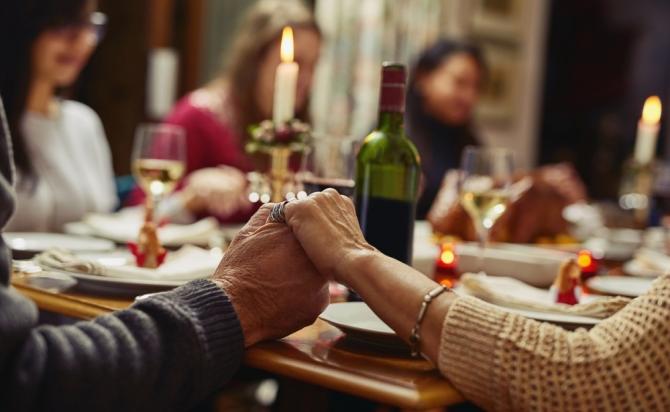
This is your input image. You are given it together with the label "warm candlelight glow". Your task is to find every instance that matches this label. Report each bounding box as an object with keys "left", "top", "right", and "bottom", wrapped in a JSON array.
[
  {"left": 576, "top": 250, "right": 592, "bottom": 269},
  {"left": 642, "top": 96, "right": 662, "bottom": 125},
  {"left": 437, "top": 243, "right": 458, "bottom": 269},
  {"left": 440, "top": 249, "right": 456, "bottom": 265},
  {"left": 273, "top": 26, "right": 298, "bottom": 124},
  {"left": 280, "top": 26, "right": 294, "bottom": 63}
]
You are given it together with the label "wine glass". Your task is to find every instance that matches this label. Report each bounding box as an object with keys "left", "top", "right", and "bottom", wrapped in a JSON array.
[
  {"left": 458, "top": 146, "right": 514, "bottom": 271},
  {"left": 131, "top": 124, "right": 186, "bottom": 214},
  {"left": 295, "top": 133, "right": 357, "bottom": 198}
]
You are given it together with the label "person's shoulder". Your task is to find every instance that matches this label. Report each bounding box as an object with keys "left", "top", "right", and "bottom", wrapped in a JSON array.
[
  {"left": 60, "top": 100, "right": 98, "bottom": 118},
  {"left": 166, "top": 90, "right": 236, "bottom": 135},
  {"left": 59, "top": 101, "right": 109, "bottom": 151},
  {"left": 166, "top": 94, "right": 206, "bottom": 121},
  {"left": 60, "top": 100, "right": 103, "bottom": 127}
]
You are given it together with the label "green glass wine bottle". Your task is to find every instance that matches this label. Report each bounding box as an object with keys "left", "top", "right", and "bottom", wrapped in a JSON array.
[{"left": 355, "top": 63, "right": 421, "bottom": 264}]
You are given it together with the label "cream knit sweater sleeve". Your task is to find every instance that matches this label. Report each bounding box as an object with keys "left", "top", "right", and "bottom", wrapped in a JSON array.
[{"left": 438, "top": 275, "right": 670, "bottom": 411}]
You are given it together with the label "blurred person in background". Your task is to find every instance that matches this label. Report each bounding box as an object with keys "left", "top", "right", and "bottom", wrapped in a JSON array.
[
  {"left": 408, "top": 39, "right": 587, "bottom": 242},
  {"left": 406, "top": 39, "right": 485, "bottom": 219},
  {"left": 128, "top": 0, "right": 322, "bottom": 224},
  {"left": 0, "top": 0, "right": 116, "bottom": 232}
]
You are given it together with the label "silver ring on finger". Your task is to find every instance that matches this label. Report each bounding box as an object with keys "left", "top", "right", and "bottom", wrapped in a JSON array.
[{"left": 269, "top": 201, "right": 288, "bottom": 223}]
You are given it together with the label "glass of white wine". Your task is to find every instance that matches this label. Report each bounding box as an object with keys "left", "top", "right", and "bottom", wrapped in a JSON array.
[
  {"left": 458, "top": 146, "right": 514, "bottom": 271},
  {"left": 132, "top": 124, "right": 186, "bottom": 214}
]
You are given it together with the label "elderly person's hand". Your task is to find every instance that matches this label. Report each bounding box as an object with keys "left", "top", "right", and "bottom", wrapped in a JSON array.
[
  {"left": 282, "top": 190, "right": 452, "bottom": 361},
  {"left": 283, "top": 189, "right": 376, "bottom": 283},
  {"left": 212, "top": 204, "right": 329, "bottom": 346}
]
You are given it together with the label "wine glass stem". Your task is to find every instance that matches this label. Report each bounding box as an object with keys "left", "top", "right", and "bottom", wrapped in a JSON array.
[
  {"left": 146, "top": 192, "right": 160, "bottom": 224},
  {"left": 477, "top": 226, "right": 488, "bottom": 273}
]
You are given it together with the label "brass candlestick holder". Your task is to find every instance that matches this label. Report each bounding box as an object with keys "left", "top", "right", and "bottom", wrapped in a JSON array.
[
  {"left": 246, "top": 119, "right": 310, "bottom": 203},
  {"left": 619, "top": 158, "right": 655, "bottom": 228}
]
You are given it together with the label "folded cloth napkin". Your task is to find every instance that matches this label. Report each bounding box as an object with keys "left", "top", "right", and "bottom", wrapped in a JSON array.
[
  {"left": 81, "top": 207, "right": 221, "bottom": 246},
  {"left": 34, "top": 245, "right": 221, "bottom": 281},
  {"left": 632, "top": 248, "right": 670, "bottom": 276},
  {"left": 459, "top": 273, "right": 630, "bottom": 319}
]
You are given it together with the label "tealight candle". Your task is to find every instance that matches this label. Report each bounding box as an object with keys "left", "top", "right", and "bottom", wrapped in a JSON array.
[
  {"left": 434, "top": 242, "right": 459, "bottom": 287},
  {"left": 634, "top": 96, "right": 662, "bottom": 164},
  {"left": 272, "top": 26, "right": 298, "bottom": 125},
  {"left": 576, "top": 249, "right": 598, "bottom": 281}
]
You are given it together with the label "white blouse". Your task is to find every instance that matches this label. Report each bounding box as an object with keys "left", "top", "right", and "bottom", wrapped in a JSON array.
[{"left": 6, "top": 100, "right": 116, "bottom": 232}]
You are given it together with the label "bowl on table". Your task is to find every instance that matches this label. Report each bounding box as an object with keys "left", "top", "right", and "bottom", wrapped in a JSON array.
[{"left": 413, "top": 222, "right": 571, "bottom": 288}]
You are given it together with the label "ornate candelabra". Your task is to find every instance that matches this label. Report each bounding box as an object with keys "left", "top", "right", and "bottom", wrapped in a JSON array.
[{"left": 246, "top": 119, "right": 311, "bottom": 203}]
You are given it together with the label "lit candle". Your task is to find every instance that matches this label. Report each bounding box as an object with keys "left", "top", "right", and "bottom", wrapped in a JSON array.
[
  {"left": 434, "top": 242, "right": 459, "bottom": 288},
  {"left": 272, "top": 27, "right": 299, "bottom": 125},
  {"left": 634, "top": 96, "right": 662, "bottom": 164},
  {"left": 576, "top": 249, "right": 599, "bottom": 281}
]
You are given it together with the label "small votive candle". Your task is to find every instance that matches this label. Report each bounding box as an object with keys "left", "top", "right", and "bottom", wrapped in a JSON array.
[{"left": 434, "top": 242, "right": 459, "bottom": 288}]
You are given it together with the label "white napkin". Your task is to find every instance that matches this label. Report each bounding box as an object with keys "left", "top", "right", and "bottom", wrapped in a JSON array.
[
  {"left": 80, "top": 207, "right": 220, "bottom": 246},
  {"left": 632, "top": 248, "right": 670, "bottom": 275},
  {"left": 34, "top": 245, "right": 221, "bottom": 281},
  {"left": 459, "top": 273, "right": 630, "bottom": 319}
]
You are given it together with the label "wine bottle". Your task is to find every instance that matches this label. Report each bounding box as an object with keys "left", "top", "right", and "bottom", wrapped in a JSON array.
[{"left": 355, "top": 63, "right": 421, "bottom": 264}]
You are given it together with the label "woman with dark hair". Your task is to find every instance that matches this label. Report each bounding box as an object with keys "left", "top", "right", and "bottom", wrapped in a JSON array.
[
  {"left": 128, "top": 0, "right": 322, "bottom": 223},
  {"left": 406, "top": 39, "right": 486, "bottom": 218},
  {"left": 412, "top": 40, "right": 588, "bottom": 242},
  {"left": 0, "top": 0, "right": 116, "bottom": 231}
]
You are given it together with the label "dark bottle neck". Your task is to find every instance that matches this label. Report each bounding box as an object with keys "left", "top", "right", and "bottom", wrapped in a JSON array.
[
  {"left": 378, "top": 111, "right": 405, "bottom": 135},
  {"left": 378, "top": 72, "right": 405, "bottom": 137}
]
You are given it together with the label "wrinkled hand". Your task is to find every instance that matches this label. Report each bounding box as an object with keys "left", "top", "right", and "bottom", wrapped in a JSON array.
[
  {"left": 183, "top": 166, "right": 251, "bottom": 218},
  {"left": 283, "top": 189, "right": 376, "bottom": 283},
  {"left": 212, "top": 204, "right": 329, "bottom": 346},
  {"left": 534, "top": 163, "right": 587, "bottom": 204}
]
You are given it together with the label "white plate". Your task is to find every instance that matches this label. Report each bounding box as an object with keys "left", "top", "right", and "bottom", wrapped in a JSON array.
[
  {"left": 320, "top": 299, "right": 600, "bottom": 348},
  {"left": 59, "top": 270, "right": 186, "bottom": 294},
  {"left": 5, "top": 232, "right": 115, "bottom": 257},
  {"left": 36, "top": 251, "right": 192, "bottom": 295},
  {"left": 64, "top": 219, "right": 240, "bottom": 248},
  {"left": 622, "top": 260, "right": 664, "bottom": 278},
  {"left": 319, "top": 302, "right": 405, "bottom": 349},
  {"left": 587, "top": 276, "right": 654, "bottom": 297}
]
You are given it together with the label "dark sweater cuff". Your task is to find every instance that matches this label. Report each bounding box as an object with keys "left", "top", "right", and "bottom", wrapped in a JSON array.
[{"left": 157, "top": 279, "right": 245, "bottom": 387}]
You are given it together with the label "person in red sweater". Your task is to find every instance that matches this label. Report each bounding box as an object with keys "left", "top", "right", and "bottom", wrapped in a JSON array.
[{"left": 128, "top": 0, "right": 321, "bottom": 224}]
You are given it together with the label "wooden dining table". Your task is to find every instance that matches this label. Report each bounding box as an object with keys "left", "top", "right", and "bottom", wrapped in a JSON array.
[{"left": 10, "top": 272, "right": 464, "bottom": 410}]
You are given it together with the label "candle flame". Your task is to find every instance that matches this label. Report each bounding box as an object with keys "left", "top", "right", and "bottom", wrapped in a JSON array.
[
  {"left": 642, "top": 96, "right": 662, "bottom": 125},
  {"left": 440, "top": 250, "right": 455, "bottom": 265},
  {"left": 577, "top": 250, "right": 592, "bottom": 269},
  {"left": 280, "top": 26, "right": 294, "bottom": 63}
]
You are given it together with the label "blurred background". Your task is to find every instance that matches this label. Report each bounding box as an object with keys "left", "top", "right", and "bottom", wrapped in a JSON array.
[{"left": 75, "top": 0, "right": 670, "bottom": 200}]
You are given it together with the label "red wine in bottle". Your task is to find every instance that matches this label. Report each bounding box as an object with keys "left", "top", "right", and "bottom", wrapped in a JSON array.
[{"left": 354, "top": 63, "right": 421, "bottom": 264}]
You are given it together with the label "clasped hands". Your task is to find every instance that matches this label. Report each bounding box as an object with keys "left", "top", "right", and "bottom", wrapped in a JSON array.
[{"left": 211, "top": 189, "right": 376, "bottom": 347}]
